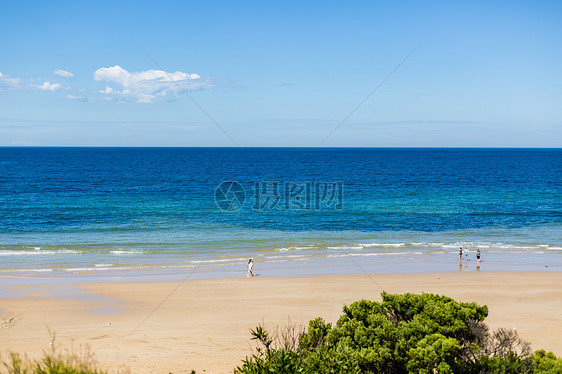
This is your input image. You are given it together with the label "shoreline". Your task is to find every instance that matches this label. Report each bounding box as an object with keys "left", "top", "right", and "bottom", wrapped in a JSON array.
[
  {"left": 1, "top": 249, "right": 560, "bottom": 287},
  {"left": 1, "top": 271, "right": 562, "bottom": 373},
  {"left": 3, "top": 233, "right": 562, "bottom": 277}
]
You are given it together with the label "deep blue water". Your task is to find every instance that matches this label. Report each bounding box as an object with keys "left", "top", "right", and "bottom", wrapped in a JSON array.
[{"left": 0, "top": 147, "right": 561, "bottom": 272}]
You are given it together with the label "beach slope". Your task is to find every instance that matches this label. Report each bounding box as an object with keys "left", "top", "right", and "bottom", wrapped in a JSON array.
[{"left": 1, "top": 271, "right": 561, "bottom": 373}]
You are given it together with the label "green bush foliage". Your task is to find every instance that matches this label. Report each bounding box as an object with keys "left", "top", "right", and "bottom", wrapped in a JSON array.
[
  {"left": 532, "top": 350, "right": 562, "bottom": 374},
  {"left": 235, "top": 292, "right": 562, "bottom": 374},
  {"left": 1, "top": 347, "right": 107, "bottom": 374}
]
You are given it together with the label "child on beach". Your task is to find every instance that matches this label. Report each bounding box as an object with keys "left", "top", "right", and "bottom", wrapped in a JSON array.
[
  {"left": 459, "top": 247, "right": 463, "bottom": 260},
  {"left": 477, "top": 248, "right": 481, "bottom": 262},
  {"left": 247, "top": 259, "right": 255, "bottom": 277}
]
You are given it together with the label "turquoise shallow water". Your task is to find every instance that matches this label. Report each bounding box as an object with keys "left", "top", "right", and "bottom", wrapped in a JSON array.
[{"left": 0, "top": 147, "right": 560, "bottom": 275}]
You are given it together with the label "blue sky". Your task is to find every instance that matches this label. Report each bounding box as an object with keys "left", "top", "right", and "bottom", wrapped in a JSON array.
[{"left": 0, "top": 0, "right": 560, "bottom": 146}]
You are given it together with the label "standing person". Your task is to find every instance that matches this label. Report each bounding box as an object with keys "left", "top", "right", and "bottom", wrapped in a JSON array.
[
  {"left": 459, "top": 247, "right": 463, "bottom": 261},
  {"left": 247, "top": 259, "right": 255, "bottom": 277},
  {"left": 476, "top": 248, "right": 481, "bottom": 262},
  {"left": 464, "top": 247, "right": 469, "bottom": 261}
]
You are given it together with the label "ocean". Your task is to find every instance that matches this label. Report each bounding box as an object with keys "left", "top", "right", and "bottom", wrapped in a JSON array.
[{"left": 0, "top": 147, "right": 561, "bottom": 277}]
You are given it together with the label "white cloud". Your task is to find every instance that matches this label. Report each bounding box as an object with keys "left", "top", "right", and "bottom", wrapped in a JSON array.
[
  {"left": 1, "top": 72, "right": 67, "bottom": 93},
  {"left": 36, "top": 81, "right": 62, "bottom": 91},
  {"left": 93, "top": 65, "right": 209, "bottom": 103},
  {"left": 54, "top": 69, "right": 74, "bottom": 78},
  {"left": 66, "top": 94, "right": 107, "bottom": 103},
  {"left": 0, "top": 72, "right": 21, "bottom": 89}
]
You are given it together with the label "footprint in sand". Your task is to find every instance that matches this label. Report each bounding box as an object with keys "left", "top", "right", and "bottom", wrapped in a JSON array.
[{"left": 1, "top": 317, "right": 18, "bottom": 330}]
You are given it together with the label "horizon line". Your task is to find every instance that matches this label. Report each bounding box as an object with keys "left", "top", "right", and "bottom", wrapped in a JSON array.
[{"left": 1, "top": 146, "right": 560, "bottom": 149}]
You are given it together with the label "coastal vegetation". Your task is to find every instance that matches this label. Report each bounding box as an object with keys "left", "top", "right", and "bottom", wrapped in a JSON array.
[
  {"left": 1, "top": 337, "right": 109, "bottom": 374},
  {"left": 1, "top": 350, "right": 107, "bottom": 374},
  {"left": 235, "top": 292, "right": 562, "bottom": 373}
]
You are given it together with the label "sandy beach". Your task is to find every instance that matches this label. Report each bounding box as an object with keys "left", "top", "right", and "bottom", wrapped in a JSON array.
[{"left": 1, "top": 271, "right": 561, "bottom": 373}]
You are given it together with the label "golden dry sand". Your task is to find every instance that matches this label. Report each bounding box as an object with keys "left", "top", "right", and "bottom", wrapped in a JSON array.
[{"left": 1, "top": 271, "right": 561, "bottom": 373}]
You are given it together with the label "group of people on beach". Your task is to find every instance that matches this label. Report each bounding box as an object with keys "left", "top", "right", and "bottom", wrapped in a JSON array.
[
  {"left": 459, "top": 247, "right": 481, "bottom": 262},
  {"left": 248, "top": 248, "right": 482, "bottom": 277}
]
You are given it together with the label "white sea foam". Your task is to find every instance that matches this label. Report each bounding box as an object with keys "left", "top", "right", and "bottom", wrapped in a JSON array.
[
  {"left": 275, "top": 246, "right": 317, "bottom": 252},
  {"left": 0, "top": 249, "right": 81, "bottom": 256},
  {"left": 63, "top": 267, "right": 97, "bottom": 272},
  {"left": 110, "top": 250, "right": 145, "bottom": 255},
  {"left": 353, "top": 241, "right": 562, "bottom": 252},
  {"left": 0, "top": 268, "right": 54, "bottom": 273},
  {"left": 268, "top": 241, "right": 562, "bottom": 257},
  {"left": 464, "top": 243, "right": 545, "bottom": 250},
  {"left": 328, "top": 251, "right": 423, "bottom": 258},
  {"left": 188, "top": 257, "right": 248, "bottom": 264},
  {"left": 62, "top": 265, "right": 144, "bottom": 272},
  {"left": 265, "top": 254, "right": 308, "bottom": 260},
  {"left": 411, "top": 242, "right": 449, "bottom": 248},
  {"left": 482, "top": 250, "right": 546, "bottom": 254},
  {"left": 327, "top": 246, "right": 363, "bottom": 250},
  {"left": 358, "top": 243, "right": 407, "bottom": 248}
]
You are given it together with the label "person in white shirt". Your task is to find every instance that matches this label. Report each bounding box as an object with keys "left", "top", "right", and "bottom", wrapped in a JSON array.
[{"left": 247, "top": 259, "right": 255, "bottom": 277}]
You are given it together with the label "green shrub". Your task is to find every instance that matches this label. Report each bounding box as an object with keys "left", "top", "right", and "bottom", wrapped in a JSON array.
[
  {"left": 532, "top": 350, "right": 562, "bottom": 373},
  {"left": 235, "top": 292, "right": 561, "bottom": 374},
  {"left": 1, "top": 347, "right": 108, "bottom": 374}
]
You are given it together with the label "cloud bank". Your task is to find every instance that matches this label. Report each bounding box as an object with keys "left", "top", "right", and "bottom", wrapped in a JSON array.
[
  {"left": 93, "top": 65, "right": 210, "bottom": 103},
  {"left": 2, "top": 66, "right": 215, "bottom": 102}
]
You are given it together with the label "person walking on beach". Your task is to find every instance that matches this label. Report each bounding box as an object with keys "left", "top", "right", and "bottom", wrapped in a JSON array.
[
  {"left": 476, "top": 248, "right": 481, "bottom": 262},
  {"left": 459, "top": 247, "right": 463, "bottom": 261},
  {"left": 464, "top": 247, "right": 469, "bottom": 261},
  {"left": 247, "top": 259, "right": 255, "bottom": 277}
]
